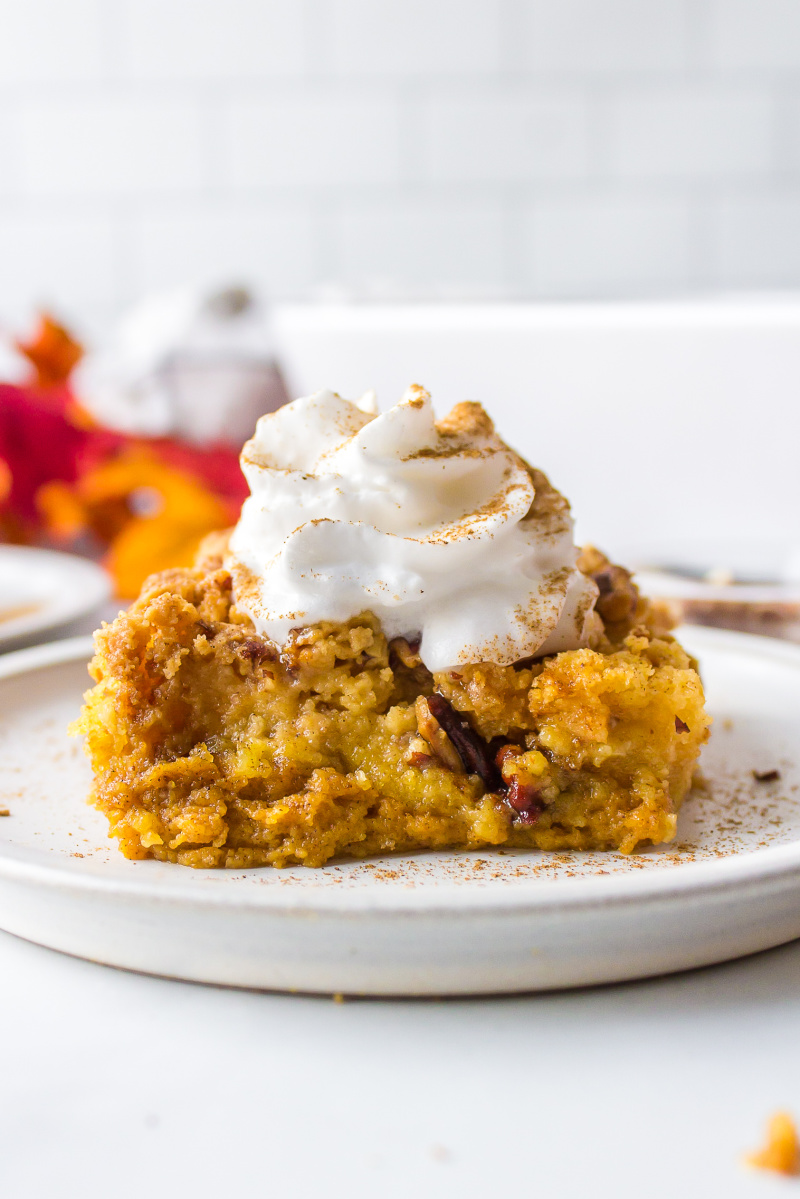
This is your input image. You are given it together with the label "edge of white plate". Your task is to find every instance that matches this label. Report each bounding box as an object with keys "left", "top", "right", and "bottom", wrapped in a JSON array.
[{"left": 0, "top": 547, "right": 111, "bottom": 643}]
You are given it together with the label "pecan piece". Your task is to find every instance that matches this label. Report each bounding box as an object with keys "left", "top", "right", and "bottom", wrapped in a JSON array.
[
  {"left": 415, "top": 696, "right": 463, "bottom": 772},
  {"left": 389, "top": 636, "right": 422, "bottom": 669},
  {"left": 405, "top": 735, "right": 434, "bottom": 769},
  {"left": 238, "top": 637, "right": 278, "bottom": 664},
  {"left": 495, "top": 745, "right": 546, "bottom": 825},
  {"left": 592, "top": 565, "right": 638, "bottom": 624},
  {"left": 506, "top": 778, "right": 544, "bottom": 825},
  {"left": 495, "top": 744, "right": 522, "bottom": 771},
  {"left": 426, "top": 693, "right": 501, "bottom": 790},
  {"left": 675, "top": 716, "right": 690, "bottom": 733},
  {"left": 390, "top": 636, "right": 432, "bottom": 688}
]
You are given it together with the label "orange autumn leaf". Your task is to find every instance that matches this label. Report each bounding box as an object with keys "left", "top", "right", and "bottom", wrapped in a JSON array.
[
  {"left": 39, "top": 448, "right": 232, "bottom": 598},
  {"left": 16, "top": 313, "right": 83, "bottom": 390},
  {"left": 108, "top": 517, "right": 222, "bottom": 600},
  {"left": 36, "top": 480, "right": 90, "bottom": 541}
]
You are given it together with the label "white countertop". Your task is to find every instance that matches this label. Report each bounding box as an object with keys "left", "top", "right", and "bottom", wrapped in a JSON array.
[{"left": 2, "top": 924, "right": 799, "bottom": 1198}]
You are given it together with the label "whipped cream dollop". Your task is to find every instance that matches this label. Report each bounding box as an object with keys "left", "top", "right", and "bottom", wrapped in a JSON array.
[{"left": 227, "top": 386, "right": 598, "bottom": 671}]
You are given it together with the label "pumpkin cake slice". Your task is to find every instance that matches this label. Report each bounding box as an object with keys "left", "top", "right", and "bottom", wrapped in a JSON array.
[{"left": 75, "top": 387, "right": 709, "bottom": 868}]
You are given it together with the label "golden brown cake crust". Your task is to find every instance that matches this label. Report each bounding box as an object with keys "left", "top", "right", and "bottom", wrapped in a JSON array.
[{"left": 75, "top": 555, "right": 710, "bottom": 868}]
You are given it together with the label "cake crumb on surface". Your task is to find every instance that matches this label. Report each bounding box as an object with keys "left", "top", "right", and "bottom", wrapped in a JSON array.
[
  {"left": 0, "top": 808, "right": 9, "bottom": 816},
  {"left": 746, "top": 1111, "right": 800, "bottom": 1176}
]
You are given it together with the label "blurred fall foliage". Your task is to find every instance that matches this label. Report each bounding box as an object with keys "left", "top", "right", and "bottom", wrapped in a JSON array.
[{"left": 0, "top": 314, "right": 247, "bottom": 597}]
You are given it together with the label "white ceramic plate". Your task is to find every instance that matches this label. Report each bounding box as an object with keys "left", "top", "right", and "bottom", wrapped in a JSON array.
[
  {"left": 0, "top": 627, "right": 798, "bottom": 996},
  {"left": 0, "top": 545, "right": 110, "bottom": 647}
]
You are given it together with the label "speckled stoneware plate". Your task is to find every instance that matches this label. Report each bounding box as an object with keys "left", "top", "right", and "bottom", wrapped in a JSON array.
[
  {"left": 0, "top": 546, "right": 110, "bottom": 648},
  {"left": 0, "top": 628, "right": 799, "bottom": 996}
]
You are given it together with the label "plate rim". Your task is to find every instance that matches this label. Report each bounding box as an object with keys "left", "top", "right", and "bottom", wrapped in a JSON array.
[
  {"left": 0, "top": 545, "right": 111, "bottom": 643},
  {"left": 1, "top": 626, "right": 799, "bottom": 917}
]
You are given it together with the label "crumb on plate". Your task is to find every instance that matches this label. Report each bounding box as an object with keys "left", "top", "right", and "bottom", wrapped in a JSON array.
[{"left": 746, "top": 1111, "right": 800, "bottom": 1176}]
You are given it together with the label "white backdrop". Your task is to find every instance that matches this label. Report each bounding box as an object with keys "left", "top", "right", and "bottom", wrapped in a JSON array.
[
  {"left": 2, "top": 1, "right": 800, "bottom": 330},
  {"left": 274, "top": 298, "right": 800, "bottom": 562}
]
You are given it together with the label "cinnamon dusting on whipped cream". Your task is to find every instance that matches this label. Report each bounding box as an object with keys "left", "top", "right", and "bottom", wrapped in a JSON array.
[{"left": 226, "top": 385, "right": 598, "bottom": 670}]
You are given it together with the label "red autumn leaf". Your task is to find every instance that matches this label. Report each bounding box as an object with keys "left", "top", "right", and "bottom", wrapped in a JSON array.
[
  {"left": 0, "top": 384, "right": 87, "bottom": 526},
  {"left": 16, "top": 313, "right": 83, "bottom": 390}
]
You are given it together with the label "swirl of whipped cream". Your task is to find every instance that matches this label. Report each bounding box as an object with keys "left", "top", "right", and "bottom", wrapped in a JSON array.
[{"left": 227, "top": 386, "right": 598, "bottom": 671}]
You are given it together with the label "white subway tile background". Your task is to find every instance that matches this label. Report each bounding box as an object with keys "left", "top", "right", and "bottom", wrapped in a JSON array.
[{"left": 1, "top": 0, "right": 800, "bottom": 326}]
